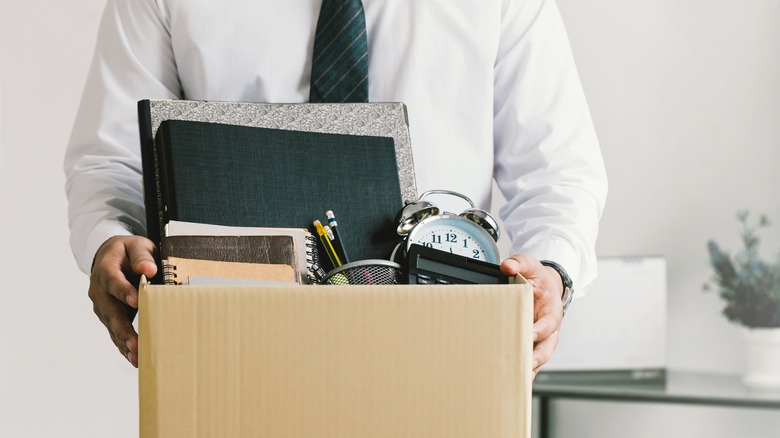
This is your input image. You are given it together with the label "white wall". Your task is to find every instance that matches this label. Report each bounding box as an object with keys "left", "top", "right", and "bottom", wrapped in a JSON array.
[
  {"left": 0, "top": 2, "right": 139, "bottom": 437},
  {"left": 542, "top": 0, "right": 780, "bottom": 436},
  {"left": 1, "top": 1, "right": 779, "bottom": 437}
]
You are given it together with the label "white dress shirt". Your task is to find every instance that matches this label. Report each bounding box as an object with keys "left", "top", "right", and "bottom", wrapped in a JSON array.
[{"left": 65, "top": 0, "right": 607, "bottom": 290}]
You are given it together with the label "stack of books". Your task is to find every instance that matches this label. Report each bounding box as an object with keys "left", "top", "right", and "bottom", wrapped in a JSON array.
[{"left": 138, "top": 99, "right": 417, "bottom": 284}]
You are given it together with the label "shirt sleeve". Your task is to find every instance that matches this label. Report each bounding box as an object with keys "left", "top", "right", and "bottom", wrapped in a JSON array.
[
  {"left": 64, "top": 0, "right": 180, "bottom": 274},
  {"left": 493, "top": 0, "right": 608, "bottom": 293}
]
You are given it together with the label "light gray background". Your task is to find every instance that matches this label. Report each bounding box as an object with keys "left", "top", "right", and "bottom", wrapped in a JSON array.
[{"left": 1, "top": 1, "right": 779, "bottom": 437}]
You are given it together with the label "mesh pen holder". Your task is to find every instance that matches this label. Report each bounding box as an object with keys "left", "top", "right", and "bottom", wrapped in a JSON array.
[{"left": 320, "top": 260, "right": 402, "bottom": 285}]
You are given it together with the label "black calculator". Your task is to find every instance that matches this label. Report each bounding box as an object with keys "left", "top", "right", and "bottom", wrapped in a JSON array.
[{"left": 405, "top": 244, "right": 509, "bottom": 285}]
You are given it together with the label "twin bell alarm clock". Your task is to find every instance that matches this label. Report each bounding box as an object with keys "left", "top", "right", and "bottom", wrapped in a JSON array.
[{"left": 392, "top": 190, "right": 502, "bottom": 265}]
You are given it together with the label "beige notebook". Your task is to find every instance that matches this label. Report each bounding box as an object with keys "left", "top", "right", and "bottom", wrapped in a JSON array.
[{"left": 163, "top": 256, "right": 297, "bottom": 285}]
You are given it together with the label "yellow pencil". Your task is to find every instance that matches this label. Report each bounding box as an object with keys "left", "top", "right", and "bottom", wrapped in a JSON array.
[{"left": 313, "top": 220, "right": 342, "bottom": 269}]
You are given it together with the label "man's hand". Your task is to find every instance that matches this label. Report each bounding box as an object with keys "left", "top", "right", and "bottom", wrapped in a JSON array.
[
  {"left": 500, "top": 254, "right": 564, "bottom": 379},
  {"left": 88, "top": 235, "right": 157, "bottom": 368}
]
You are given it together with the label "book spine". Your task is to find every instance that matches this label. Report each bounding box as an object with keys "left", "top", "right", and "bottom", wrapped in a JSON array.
[
  {"left": 138, "top": 100, "right": 162, "bottom": 246},
  {"left": 138, "top": 100, "right": 165, "bottom": 284}
]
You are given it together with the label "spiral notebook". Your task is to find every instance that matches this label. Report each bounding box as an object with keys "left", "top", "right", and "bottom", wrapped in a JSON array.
[
  {"left": 162, "top": 257, "right": 298, "bottom": 285},
  {"left": 160, "top": 235, "right": 299, "bottom": 285},
  {"left": 165, "top": 220, "right": 317, "bottom": 284}
]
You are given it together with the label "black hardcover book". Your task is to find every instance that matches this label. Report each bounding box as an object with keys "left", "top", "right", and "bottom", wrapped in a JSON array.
[
  {"left": 138, "top": 99, "right": 165, "bottom": 283},
  {"left": 152, "top": 119, "right": 402, "bottom": 264}
]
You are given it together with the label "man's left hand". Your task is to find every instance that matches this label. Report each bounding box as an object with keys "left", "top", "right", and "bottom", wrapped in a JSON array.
[{"left": 500, "top": 254, "right": 564, "bottom": 379}]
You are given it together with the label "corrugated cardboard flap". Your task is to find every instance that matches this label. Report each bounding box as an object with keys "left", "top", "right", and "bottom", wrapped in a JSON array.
[{"left": 139, "top": 278, "right": 532, "bottom": 438}]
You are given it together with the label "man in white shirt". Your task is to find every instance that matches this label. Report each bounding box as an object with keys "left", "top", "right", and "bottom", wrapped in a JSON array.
[{"left": 65, "top": 0, "right": 608, "bottom": 374}]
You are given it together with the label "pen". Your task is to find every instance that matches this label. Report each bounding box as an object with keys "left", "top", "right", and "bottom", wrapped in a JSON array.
[
  {"left": 313, "top": 220, "right": 342, "bottom": 269},
  {"left": 326, "top": 210, "right": 350, "bottom": 264}
]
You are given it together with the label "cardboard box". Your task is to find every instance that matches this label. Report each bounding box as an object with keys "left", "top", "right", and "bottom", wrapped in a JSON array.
[{"left": 139, "top": 279, "right": 533, "bottom": 437}]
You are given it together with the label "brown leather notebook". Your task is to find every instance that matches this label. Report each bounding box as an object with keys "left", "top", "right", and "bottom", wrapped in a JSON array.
[{"left": 160, "top": 235, "right": 299, "bottom": 284}]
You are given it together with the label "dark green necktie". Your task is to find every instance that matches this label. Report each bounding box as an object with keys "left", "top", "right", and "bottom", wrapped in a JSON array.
[{"left": 309, "top": 0, "right": 369, "bottom": 103}]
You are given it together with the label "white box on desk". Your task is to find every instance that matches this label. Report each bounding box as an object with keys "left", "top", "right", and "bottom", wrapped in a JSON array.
[{"left": 542, "top": 256, "right": 667, "bottom": 377}]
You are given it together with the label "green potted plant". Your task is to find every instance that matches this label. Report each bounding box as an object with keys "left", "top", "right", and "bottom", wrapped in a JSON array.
[{"left": 706, "top": 211, "right": 780, "bottom": 388}]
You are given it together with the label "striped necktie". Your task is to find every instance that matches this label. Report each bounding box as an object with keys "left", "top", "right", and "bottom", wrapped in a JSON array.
[{"left": 309, "top": 0, "right": 369, "bottom": 103}]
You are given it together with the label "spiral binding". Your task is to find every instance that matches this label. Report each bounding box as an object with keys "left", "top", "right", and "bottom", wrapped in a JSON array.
[
  {"left": 161, "top": 259, "right": 180, "bottom": 285},
  {"left": 304, "top": 233, "right": 318, "bottom": 285}
]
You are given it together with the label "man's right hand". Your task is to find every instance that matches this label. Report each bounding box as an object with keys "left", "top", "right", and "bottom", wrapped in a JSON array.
[{"left": 88, "top": 235, "right": 157, "bottom": 368}]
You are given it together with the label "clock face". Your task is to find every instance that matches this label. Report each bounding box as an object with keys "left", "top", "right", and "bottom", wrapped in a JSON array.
[{"left": 407, "top": 214, "right": 500, "bottom": 264}]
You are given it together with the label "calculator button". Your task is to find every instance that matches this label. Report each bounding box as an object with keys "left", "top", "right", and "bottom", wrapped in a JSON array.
[
  {"left": 416, "top": 276, "right": 435, "bottom": 284},
  {"left": 436, "top": 279, "right": 450, "bottom": 284}
]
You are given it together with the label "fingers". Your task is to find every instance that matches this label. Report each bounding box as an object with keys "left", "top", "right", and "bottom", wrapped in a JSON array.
[
  {"left": 93, "top": 258, "right": 139, "bottom": 309},
  {"left": 89, "top": 235, "right": 156, "bottom": 367},
  {"left": 126, "top": 237, "right": 157, "bottom": 278},
  {"left": 501, "top": 255, "right": 562, "bottom": 298},
  {"left": 500, "top": 254, "right": 537, "bottom": 277},
  {"left": 501, "top": 253, "right": 566, "bottom": 378},
  {"left": 92, "top": 236, "right": 156, "bottom": 308},
  {"left": 532, "top": 289, "right": 562, "bottom": 378},
  {"left": 532, "top": 328, "right": 560, "bottom": 378},
  {"left": 88, "top": 279, "right": 139, "bottom": 367},
  {"left": 534, "top": 308, "right": 561, "bottom": 340},
  {"left": 532, "top": 277, "right": 563, "bottom": 373}
]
